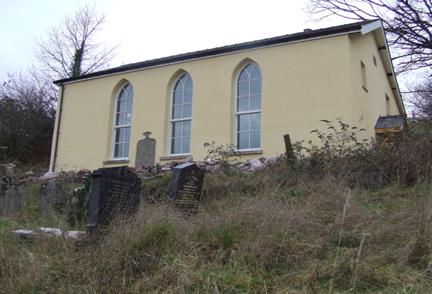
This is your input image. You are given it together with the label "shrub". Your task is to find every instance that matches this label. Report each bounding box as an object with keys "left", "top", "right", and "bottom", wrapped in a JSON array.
[{"left": 290, "top": 119, "right": 432, "bottom": 187}]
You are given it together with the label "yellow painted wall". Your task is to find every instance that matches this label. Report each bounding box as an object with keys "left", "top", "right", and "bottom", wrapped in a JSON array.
[
  {"left": 348, "top": 32, "right": 399, "bottom": 136},
  {"left": 53, "top": 32, "right": 401, "bottom": 171}
]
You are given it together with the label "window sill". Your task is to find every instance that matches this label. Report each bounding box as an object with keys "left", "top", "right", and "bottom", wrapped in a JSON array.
[
  {"left": 160, "top": 154, "right": 190, "bottom": 161},
  {"left": 235, "top": 149, "right": 263, "bottom": 155},
  {"left": 103, "top": 159, "right": 130, "bottom": 165}
]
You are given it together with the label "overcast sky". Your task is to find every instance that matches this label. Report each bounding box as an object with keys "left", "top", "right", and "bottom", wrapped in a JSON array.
[{"left": 0, "top": 0, "right": 346, "bottom": 83}]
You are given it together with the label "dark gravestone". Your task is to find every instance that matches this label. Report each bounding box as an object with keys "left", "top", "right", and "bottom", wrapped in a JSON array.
[
  {"left": 168, "top": 162, "right": 204, "bottom": 214},
  {"left": 87, "top": 166, "right": 141, "bottom": 233},
  {"left": 135, "top": 131, "right": 156, "bottom": 168}
]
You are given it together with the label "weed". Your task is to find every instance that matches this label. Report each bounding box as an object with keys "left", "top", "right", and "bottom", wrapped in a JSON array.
[{"left": 204, "top": 141, "right": 238, "bottom": 173}]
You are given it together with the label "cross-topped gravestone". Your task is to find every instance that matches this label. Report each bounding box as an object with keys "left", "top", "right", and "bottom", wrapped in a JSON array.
[
  {"left": 168, "top": 162, "right": 204, "bottom": 214},
  {"left": 87, "top": 166, "right": 141, "bottom": 233},
  {"left": 135, "top": 131, "right": 156, "bottom": 168}
]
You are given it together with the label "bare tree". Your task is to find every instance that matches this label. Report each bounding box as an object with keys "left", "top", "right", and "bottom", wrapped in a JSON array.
[
  {"left": 36, "top": 5, "right": 116, "bottom": 80},
  {"left": 0, "top": 73, "right": 55, "bottom": 164},
  {"left": 410, "top": 80, "right": 432, "bottom": 118},
  {"left": 307, "top": 0, "right": 432, "bottom": 74},
  {"left": 0, "top": 5, "right": 116, "bottom": 165},
  {"left": 1, "top": 71, "right": 56, "bottom": 114}
]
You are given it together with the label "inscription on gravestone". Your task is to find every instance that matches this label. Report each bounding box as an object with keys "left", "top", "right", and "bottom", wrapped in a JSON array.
[
  {"left": 87, "top": 166, "right": 141, "bottom": 233},
  {"left": 135, "top": 131, "right": 156, "bottom": 168},
  {"left": 168, "top": 162, "right": 204, "bottom": 213}
]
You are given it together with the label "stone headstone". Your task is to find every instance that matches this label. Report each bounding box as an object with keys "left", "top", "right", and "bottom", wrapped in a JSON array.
[
  {"left": 168, "top": 162, "right": 204, "bottom": 214},
  {"left": 87, "top": 166, "right": 141, "bottom": 233},
  {"left": 2, "top": 163, "right": 15, "bottom": 178},
  {"left": 40, "top": 180, "right": 62, "bottom": 215},
  {"left": 135, "top": 131, "right": 156, "bottom": 168},
  {"left": 0, "top": 184, "right": 25, "bottom": 215}
]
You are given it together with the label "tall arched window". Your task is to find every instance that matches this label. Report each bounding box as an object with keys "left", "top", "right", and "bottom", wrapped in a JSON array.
[
  {"left": 235, "top": 63, "right": 261, "bottom": 150},
  {"left": 113, "top": 83, "right": 133, "bottom": 158},
  {"left": 170, "top": 74, "right": 192, "bottom": 154}
]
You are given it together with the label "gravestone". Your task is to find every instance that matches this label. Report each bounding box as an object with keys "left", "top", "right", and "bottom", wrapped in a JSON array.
[
  {"left": 135, "top": 131, "right": 156, "bottom": 168},
  {"left": 87, "top": 166, "right": 141, "bottom": 233},
  {"left": 40, "top": 180, "right": 62, "bottom": 216},
  {"left": 0, "top": 184, "right": 25, "bottom": 215},
  {"left": 1, "top": 163, "right": 15, "bottom": 178},
  {"left": 168, "top": 162, "right": 204, "bottom": 214}
]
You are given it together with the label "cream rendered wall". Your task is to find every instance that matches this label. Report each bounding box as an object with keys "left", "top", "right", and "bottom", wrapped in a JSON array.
[
  {"left": 55, "top": 34, "right": 383, "bottom": 171},
  {"left": 348, "top": 33, "right": 400, "bottom": 137}
]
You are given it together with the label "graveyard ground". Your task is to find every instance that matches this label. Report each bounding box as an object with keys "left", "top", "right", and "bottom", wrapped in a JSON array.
[
  {"left": 2, "top": 122, "right": 432, "bottom": 292},
  {"left": 1, "top": 163, "right": 432, "bottom": 293}
]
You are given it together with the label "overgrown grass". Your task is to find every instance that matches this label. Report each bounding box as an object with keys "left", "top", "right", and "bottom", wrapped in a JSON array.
[
  {"left": 1, "top": 164, "right": 432, "bottom": 293},
  {"left": 2, "top": 122, "right": 432, "bottom": 292}
]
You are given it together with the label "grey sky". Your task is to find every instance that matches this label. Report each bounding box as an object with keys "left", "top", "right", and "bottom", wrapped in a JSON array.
[
  {"left": 0, "top": 0, "right": 105, "bottom": 81},
  {"left": 0, "top": 0, "right": 343, "bottom": 83}
]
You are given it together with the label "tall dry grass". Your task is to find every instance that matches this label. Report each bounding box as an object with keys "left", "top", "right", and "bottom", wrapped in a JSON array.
[
  {"left": 1, "top": 163, "right": 432, "bottom": 292},
  {"left": 2, "top": 122, "right": 432, "bottom": 292}
]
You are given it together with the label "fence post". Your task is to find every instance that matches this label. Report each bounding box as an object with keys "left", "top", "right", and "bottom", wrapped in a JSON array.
[{"left": 284, "top": 133, "right": 294, "bottom": 165}]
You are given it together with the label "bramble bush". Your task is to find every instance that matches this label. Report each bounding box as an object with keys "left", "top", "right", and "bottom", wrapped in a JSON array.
[{"left": 287, "top": 119, "right": 432, "bottom": 188}]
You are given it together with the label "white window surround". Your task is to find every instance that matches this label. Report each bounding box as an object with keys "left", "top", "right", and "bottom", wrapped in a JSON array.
[
  {"left": 168, "top": 73, "right": 193, "bottom": 156},
  {"left": 111, "top": 83, "right": 133, "bottom": 160},
  {"left": 234, "top": 62, "right": 262, "bottom": 151}
]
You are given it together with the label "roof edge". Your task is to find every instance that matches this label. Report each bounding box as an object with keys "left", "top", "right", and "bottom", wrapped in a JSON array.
[
  {"left": 367, "top": 21, "right": 406, "bottom": 116},
  {"left": 54, "top": 19, "right": 377, "bottom": 85}
]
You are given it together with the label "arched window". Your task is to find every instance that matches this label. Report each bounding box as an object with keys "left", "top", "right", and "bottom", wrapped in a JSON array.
[
  {"left": 113, "top": 83, "right": 133, "bottom": 158},
  {"left": 170, "top": 74, "right": 192, "bottom": 154},
  {"left": 235, "top": 63, "right": 261, "bottom": 150}
]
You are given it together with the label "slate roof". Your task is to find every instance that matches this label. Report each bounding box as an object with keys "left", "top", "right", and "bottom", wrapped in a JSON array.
[{"left": 54, "top": 19, "right": 377, "bottom": 85}]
